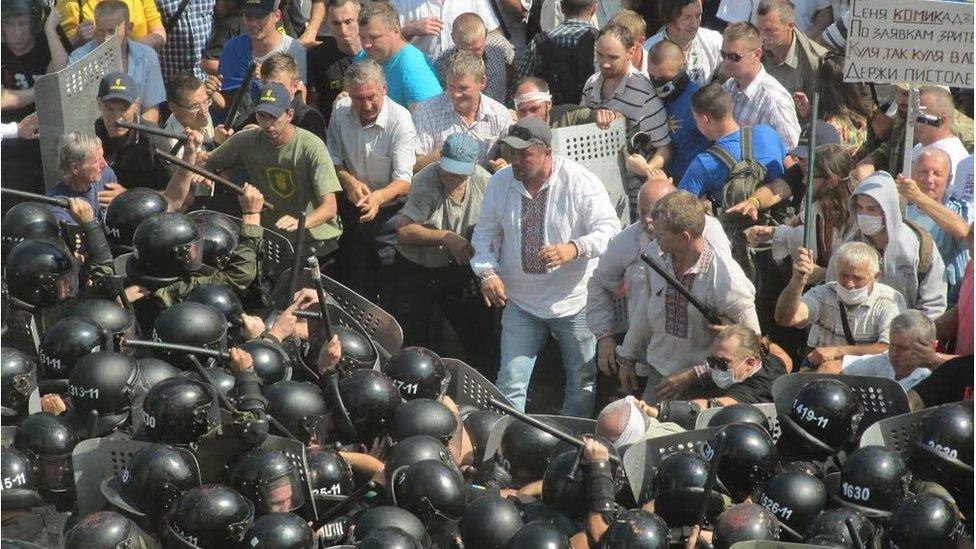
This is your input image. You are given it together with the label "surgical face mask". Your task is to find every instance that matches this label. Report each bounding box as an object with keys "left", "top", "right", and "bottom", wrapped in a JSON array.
[
  {"left": 708, "top": 355, "right": 748, "bottom": 389},
  {"left": 835, "top": 283, "right": 871, "bottom": 306},
  {"left": 857, "top": 214, "right": 885, "bottom": 236}
]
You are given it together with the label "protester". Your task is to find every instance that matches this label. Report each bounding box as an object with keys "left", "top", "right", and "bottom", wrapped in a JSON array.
[
  {"left": 306, "top": 0, "right": 363, "bottom": 125},
  {"left": 432, "top": 13, "right": 514, "bottom": 105},
  {"left": 643, "top": 0, "right": 723, "bottom": 85}
]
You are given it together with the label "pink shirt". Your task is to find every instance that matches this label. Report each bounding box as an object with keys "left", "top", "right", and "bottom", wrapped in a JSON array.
[{"left": 956, "top": 260, "right": 973, "bottom": 355}]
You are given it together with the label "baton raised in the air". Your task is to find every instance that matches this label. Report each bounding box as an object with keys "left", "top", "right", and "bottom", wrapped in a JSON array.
[
  {"left": 285, "top": 212, "right": 308, "bottom": 302},
  {"left": 639, "top": 253, "right": 723, "bottom": 325},
  {"left": 487, "top": 397, "right": 621, "bottom": 465},
  {"left": 307, "top": 256, "right": 334, "bottom": 340},
  {"left": 115, "top": 118, "right": 189, "bottom": 143},
  {"left": 694, "top": 431, "right": 726, "bottom": 529},
  {"left": 224, "top": 62, "right": 257, "bottom": 130},
  {"left": 0, "top": 188, "right": 69, "bottom": 208},
  {"left": 154, "top": 148, "right": 275, "bottom": 211}
]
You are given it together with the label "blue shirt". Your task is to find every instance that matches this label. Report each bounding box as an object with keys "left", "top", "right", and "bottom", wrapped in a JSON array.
[
  {"left": 677, "top": 124, "right": 786, "bottom": 206},
  {"left": 664, "top": 80, "right": 710, "bottom": 181},
  {"left": 218, "top": 34, "right": 308, "bottom": 94},
  {"left": 69, "top": 40, "right": 166, "bottom": 108},
  {"left": 907, "top": 198, "right": 974, "bottom": 305},
  {"left": 47, "top": 166, "right": 116, "bottom": 225},
  {"left": 355, "top": 45, "right": 442, "bottom": 108}
]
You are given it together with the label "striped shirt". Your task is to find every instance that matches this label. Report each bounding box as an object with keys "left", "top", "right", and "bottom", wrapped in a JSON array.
[
  {"left": 515, "top": 19, "right": 598, "bottom": 83},
  {"left": 412, "top": 92, "right": 511, "bottom": 168},
  {"left": 723, "top": 66, "right": 801, "bottom": 149},
  {"left": 580, "top": 65, "right": 670, "bottom": 147}
]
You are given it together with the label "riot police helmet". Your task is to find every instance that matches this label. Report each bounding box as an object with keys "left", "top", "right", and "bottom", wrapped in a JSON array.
[
  {"left": 888, "top": 494, "right": 962, "bottom": 548},
  {"left": 131, "top": 212, "right": 204, "bottom": 279},
  {"left": 390, "top": 459, "right": 467, "bottom": 522},
  {"left": 650, "top": 451, "right": 726, "bottom": 526},
  {"left": 0, "top": 447, "right": 44, "bottom": 508},
  {"left": 242, "top": 512, "right": 315, "bottom": 549},
  {"left": 70, "top": 298, "right": 134, "bottom": 348},
  {"left": 263, "top": 380, "right": 329, "bottom": 444},
  {"left": 1, "top": 202, "right": 60, "bottom": 260},
  {"left": 306, "top": 447, "right": 354, "bottom": 510},
  {"left": 324, "top": 369, "right": 402, "bottom": 444},
  {"left": 704, "top": 423, "right": 777, "bottom": 502},
  {"left": 910, "top": 402, "right": 974, "bottom": 488},
  {"left": 103, "top": 187, "right": 168, "bottom": 253},
  {"left": 100, "top": 443, "right": 202, "bottom": 518},
  {"left": 834, "top": 446, "right": 911, "bottom": 517},
  {"left": 64, "top": 351, "right": 139, "bottom": 437},
  {"left": 803, "top": 508, "right": 876, "bottom": 548},
  {"left": 227, "top": 448, "right": 306, "bottom": 515},
  {"left": 38, "top": 316, "right": 110, "bottom": 380},
  {"left": 382, "top": 347, "right": 450, "bottom": 400},
  {"left": 600, "top": 509, "right": 670, "bottom": 549},
  {"left": 350, "top": 506, "right": 430, "bottom": 548},
  {"left": 707, "top": 403, "right": 772, "bottom": 434},
  {"left": 389, "top": 398, "right": 458, "bottom": 444},
  {"left": 385, "top": 435, "right": 453, "bottom": 484},
  {"left": 1, "top": 347, "right": 37, "bottom": 419},
  {"left": 239, "top": 339, "right": 291, "bottom": 384},
  {"left": 164, "top": 484, "right": 254, "bottom": 548},
  {"left": 712, "top": 503, "right": 781, "bottom": 549},
  {"left": 458, "top": 495, "right": 523, "bottom": 549},
  {"left": 13, "top": 412, "right": 76, "bottom": 493},
  {"left": 185, "top": 284, "right": 245, "bottom": 344},
  {"left": 64, "top": 511, "right": 155, "bottom": 549},
  {"left": 4, "top": 238, "right": 78, "bottom": 308},
  {"left": 757, "top": 470, "right": 828, "bottom": 540},
  {"left": 141, "top": 377, "right": 220, "bottom": 445},
  {"left": 778, "top": 379, "right": 864, "bottom": 459},
  {"left": 507, "top": 522, "right": 570, "bottom": 549}
]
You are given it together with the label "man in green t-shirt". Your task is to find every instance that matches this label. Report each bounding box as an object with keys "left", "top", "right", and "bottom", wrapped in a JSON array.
[
  {"left": 393, "top": 133, "right": 499, "bottom": 379},
  {"left": 205, "top": 82, "right": 343, "bottom": 257}
]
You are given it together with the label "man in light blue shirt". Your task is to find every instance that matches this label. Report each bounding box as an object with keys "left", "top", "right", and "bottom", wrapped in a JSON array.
[
  {"left": 355, "top": 1, "right": 442, "bottom": 111},
  {"left": 68, "top": 0, "right": 165, "bottom": 124}
]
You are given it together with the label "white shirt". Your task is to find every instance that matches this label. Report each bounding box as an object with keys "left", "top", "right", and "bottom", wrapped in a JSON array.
[
  {"left": 792, "top": 0, "right": 832, "bottom": 33},
  {"left": 162, "top": 114, "right": 214, "bottom": 151},
  {"left": 470, "top": 155, "right": 622, "bottom": 318},
  {"left": 953, "top": 155, "right": 975, "bottom": 205},
  {"left": 799, "top": 282, "right": 906, "bottom": 348},
  {"left": 841, "top": 352, "right": 931, "bottom": 390},
  {"left": 716, "top": 0, "right": 758, "bottom": 24},
  {"left": 723, "top": 66, "right": 802, "bottom": 149},
  {"left": 643, "top": 27, "right": 724, "bottom": 86},
  {"left": 413, "top": 92, "right": 511, "bottom": 168},
  {"left": 392, "top": 0, "right": 501, "bottom": 60},
  {"left": 912, "top": 137, "right": 972, "bottom": 203},
  {"left": 326, "top": 96, "right": 418, "bottom": 190}
]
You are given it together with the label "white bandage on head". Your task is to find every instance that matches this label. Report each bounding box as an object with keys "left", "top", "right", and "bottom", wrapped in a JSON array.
[
  {"left": 612, "top": 396, "right": 648, "bottom": 449},
  {"left": 513, "top": 91, "right": 552, "bottom": 108}
]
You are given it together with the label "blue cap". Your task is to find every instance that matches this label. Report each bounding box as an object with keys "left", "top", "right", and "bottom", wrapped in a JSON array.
[
  {"left": 439, "top": 133, "right": 479, "bottom": 176},
  {"left": 254, "top": 82, "right": 291, "bottom": 118},
  {"left": 98, "top": 72, "right": 138, "bottom": 104}
]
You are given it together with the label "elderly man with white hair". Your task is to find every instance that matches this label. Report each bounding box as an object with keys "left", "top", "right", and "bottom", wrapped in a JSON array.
[
  {"left": 841, "top": 310, "right": 956, "bottom": 390},
  {"left": 775, "top": 241, "right": 906, "bottom": 372},
  {"left": 46, "top": 132, "right": 116, "bottom": 225},
  {"left": 897, "top": 146, "right": 974, "bottom": 305}
]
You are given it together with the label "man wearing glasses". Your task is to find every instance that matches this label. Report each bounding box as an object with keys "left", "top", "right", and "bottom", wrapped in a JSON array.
[
  {"left": 719, "top": 22, "right": 800, "bottom": 149},
  {"left": 163, "top": 72, "right": 217, "bottom": 152}
]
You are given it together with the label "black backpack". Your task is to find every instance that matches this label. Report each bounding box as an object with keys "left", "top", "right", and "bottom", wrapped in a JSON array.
[{"left": 536, "top": 26, "right": 598, "bottom": 105}]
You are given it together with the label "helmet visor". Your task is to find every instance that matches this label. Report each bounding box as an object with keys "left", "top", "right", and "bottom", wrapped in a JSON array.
[
  {"left": 261, "top": 470, "right": 306, "bottom": 513},
  {"left": 175, "top": 238, "right": 204, "bottom": 273},
  {"left": 35, "top": 452, "right": 74, "bottom": 492}
]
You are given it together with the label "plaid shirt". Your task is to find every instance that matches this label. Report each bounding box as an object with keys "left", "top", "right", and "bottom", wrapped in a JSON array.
[
  {"left": 157, "top": 0, "right": 215, "bottom": 81},
  {"left": 434, "top": 33, "right": 515, "bottom": 105},
  {"left": 515, "top": 19, "right": 597, "bottom": 83},
  {"left": 723, "top": 67, "right": 801, "bottom": 149},
  {"left": 412, "top": 92, "right": 511, "bottom": 168}
]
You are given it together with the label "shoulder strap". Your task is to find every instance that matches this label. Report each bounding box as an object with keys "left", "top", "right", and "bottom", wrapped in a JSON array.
[
  {"left": 838, "top": 296, "right": 857, "bottom": 346},
  {"left": 165, "top": 0, "right": 194, "bottom": 33},
  {"left": 741, "top": 126, "right": 754, "bottom": 161},
  {"left": 707, "top": 144, "right": 739, "bottom": 172},
  {"left": 902, "top": 218, "right": 934, "bottom": 279}
]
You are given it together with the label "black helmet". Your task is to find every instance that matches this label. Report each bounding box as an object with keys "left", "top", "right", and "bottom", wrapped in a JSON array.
[
  {"left": 38, "top": 316, "right": 110, "bottom": 380},
  {"left": 357, "top": 527, "right": 422, "bottom": 549},
  {"left": 708, "top": 404, "right": 771, "bottom": 434},
  {"left": 4, "top": 238, "right": 78, "bottom": 307},
  {"left": 507, "top": 522, "right": 570, "bottom": 549},
  {"left": 239, "top": 339, "right": 291, "bottom": 384},
  {"left": 390, "top": 459, "right": 467, "bottom": 521},
  {"left": 301, "top": 320, "right": 378, "bottom": 377},
  {"left": 306, "top": 448, "right": 354, "bottom": 510},
  {"left": 600, "top": 509, "right": 670, "bottom": 549},
  {"left": 1, "top": 347, "right": 37, "bottom": 419},
  {"left": 100, "top": 443, "right": 202, "bottom": 518},
  {"left": 152, "top": 302, "right": 227, "bottom": 369},
  {"left": 385, "top": 435, "right": 454, "bottom": 483},
  {"left": 195, "top": 220, "right": 239, "bottom": 269},
  {"left": 165, "top": 484, "right": 254, "bottom": 548},
  {"left": 804, "top": 508, "right": 876, "bottom": 548},
  {"left": 1, "top": 202, "right": 60, "bottom": 260},
  {"left": 834, "top": 446, "right": 911, "bottom": 517},
  {"left": 64, "top": 511, "right": 155, "bottom": 549},
  {"left": 136, "top": 357, "right": 181, "bottom": 389},
  {"left": 704, "top": 423, "right": 777, "bottom": 502},
  {"left": 778, "top": 379, "right": 864, "bottom": 459},
  {"left": 650, "top": 451, "right": 726, "bottom": 526},
  {"left": 1, "top": 447, "right": 44, "bottom": 508},
  {"left": 499, "top": 419, "right": 563, "bottom": 486},
  {"left": 390, "top": 398, "right": 458, "bottom": 444},
  {"left": 350, "top": 506, "right": 431, "bottom": 549},
  {"left": 141, "top": 377, "right": 220, "bottom": 445},
  {"left": 910, "top": 403, "right": 974, "bottom": 488},
  {"left": 757, "top": 470, "right": 827, "bottom": 540},
  {"left": 227, "top": 448, "right": 306, "bottom": 515},
  {"left": 13, "top": 413, "right": 76, "bottom": 493},
  {"left": 324, "top": 369, "right": 402, "bottom": 444},
  {"left": 540, "top": 450, "right": 587, "bottom": 520},
  {"left": 264, "top": 380, "right": 329, "bottom": 444},
  {"left": 382, "top": 347, "right": 449, "bottom": 400},
  {"left": 103, "top": 187, "right": 168, "bottom": 252},
  {"left": 65, "top": 351, "right": 139, "bottom": 437},
  {"left": 243, "top": 512, "right": 315, "bottom": 549},
  {"left": 185, "top": 366, "right": 236, "bottom": 395},
  {"left": 131, "top": 212, "right": 204, "bottom": 278},
  {"left": 185, "top": 284, "right": 245, "bottom": 344},
  {"left": 463, "top": 409, "right": 503, "bottom": 465},
  {"left": 888, "top": 494, "right": 962, "bottom": 548},
  {"left": 459, "top": 495, "right": 523, "bottom": 549},
  {"left": 712, "top": 503, "right": 781, "bottom": 549},
  {"left": 70, "top": 298, "right": 135, "bottom": 348}
]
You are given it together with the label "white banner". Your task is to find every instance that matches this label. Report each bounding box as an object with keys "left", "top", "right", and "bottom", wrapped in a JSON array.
[{"left": 843, "top": 0, "right": 974, "bottom": 88}]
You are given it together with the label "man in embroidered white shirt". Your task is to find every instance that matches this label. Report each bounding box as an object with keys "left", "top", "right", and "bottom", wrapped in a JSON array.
[{"left": 471, "top": 117, "right": 621, "bottom": 417}]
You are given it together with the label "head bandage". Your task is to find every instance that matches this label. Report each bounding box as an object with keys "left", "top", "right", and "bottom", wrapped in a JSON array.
[
  {"left": 513, "top": 91, "right": 552, "bottom": 108},
  {"left": 612, "top": 396, "right": 647, "bottom": 448}
]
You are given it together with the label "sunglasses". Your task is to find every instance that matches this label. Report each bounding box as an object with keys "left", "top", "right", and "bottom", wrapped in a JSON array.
[
  {"left": 507, "top": 124, "right": 537, "bottom": 142},
  {"left": 719, "top": 50, "right": 748, "bottom": 62},
  {"left": 706, "top": 355, "right": 733, "bottom": 371}
]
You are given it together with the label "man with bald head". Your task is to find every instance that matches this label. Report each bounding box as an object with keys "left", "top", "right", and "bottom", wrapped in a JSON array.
[
  {"left": 898, "top": 146, "right": 974, "bottom": 304},
  {"left": 911, "top": 87, "right": 972, "bottom": 203},
  {"left": 586, "top": 172, "right": 732, "bottom": 400},
  {"left": 645, "top": 39, "right": 709, "bottom": 181}
]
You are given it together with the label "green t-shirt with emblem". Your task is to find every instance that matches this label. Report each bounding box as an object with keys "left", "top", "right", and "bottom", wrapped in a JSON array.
[{"left": 205, "top": 126, "right": 343, "bottom": 243}]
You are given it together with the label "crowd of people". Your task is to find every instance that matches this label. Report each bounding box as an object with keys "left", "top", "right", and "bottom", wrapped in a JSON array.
[{"left": 1, "top": 0, "right": 974, "bottom": 546}]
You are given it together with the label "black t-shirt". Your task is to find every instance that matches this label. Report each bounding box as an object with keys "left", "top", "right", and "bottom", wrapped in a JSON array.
[
  {"left": 782, "top": 163, "right": 806, "bottom": 212},
  {"left": 913, "top": 354, "right": 975, "bottom": 407},
  {"left": 95, "top": 118, "right": 171, "bottom": 191},
  {"left": 684, "top": 354, "right": 787, "bottom": 404},
  {"left": 306, "top": 37, "right": 356, "bottom": 126},
  {"left": 1, "top": 33, "right": 51, "bottom": 122}
]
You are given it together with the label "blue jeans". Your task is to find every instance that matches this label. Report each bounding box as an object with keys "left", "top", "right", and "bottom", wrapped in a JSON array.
[{"left": 496, "top": 303, "right": 597, "bottom": 417}]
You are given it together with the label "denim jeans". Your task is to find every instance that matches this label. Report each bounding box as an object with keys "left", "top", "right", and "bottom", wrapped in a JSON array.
[{"left": 496, "top": 302, "right": 597, "bottom": 417}]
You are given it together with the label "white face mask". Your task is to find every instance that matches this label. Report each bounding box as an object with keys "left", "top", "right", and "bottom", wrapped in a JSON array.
[
  {"left": 710, "top": 357, "right": 751, "bottom": 389},
  {"left": 835, "top": 283, "right": 871, "bottom": 306},
  {"left": 857, "top": 214, "right": 885, "bottom": 236}
]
